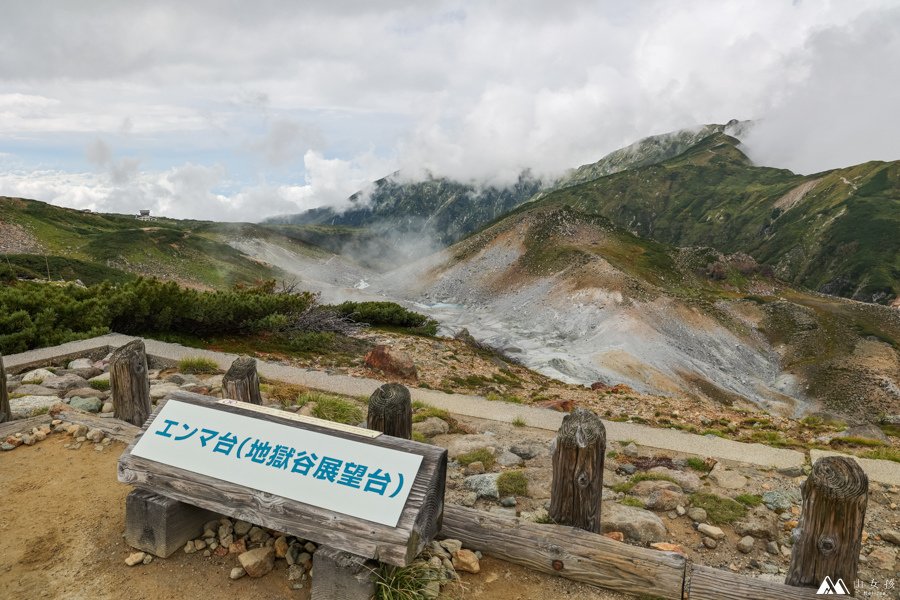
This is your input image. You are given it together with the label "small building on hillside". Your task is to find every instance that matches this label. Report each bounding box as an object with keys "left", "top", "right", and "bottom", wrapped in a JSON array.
[{"left": 136, "top": 209, "right": 157, "bottom": 222}]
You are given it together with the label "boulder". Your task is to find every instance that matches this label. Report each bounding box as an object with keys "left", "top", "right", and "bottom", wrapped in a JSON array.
[
  {"left": 648, "top": 467, "right": 702, "bottom": 492},
  {"left": 496, "top": 450, "right": 524, "bottom": 467},
  {"left": 762, "top": 490, "right": 796, "bottom": 512},
  {"left": 13, "top": 384, "right": 60, "bottom": 397},
  {"left": 509, "top": 442, "right": 546, "bottom": 460},
  {"left": 447, "top": 435, "right": 496, "bottom": 458},
  {"left": 68, "top": 358, "right": 94, "bottom": 370},
  {"left": 451, "top": 549, "right": 480, "bottom": 574},
  {"left": 69, "top": 397, "right": 103, "bottom": 413},
  {"left": 734, "top": 517, "right": 778, "bottom": 540},
  {"left": 836, "top": 424, "right": 890, "bottom": 444},
  {"left": 238, "top": 547, "right": 275, "bottom": 578},
  {"left": 601, "top": 502, "right": 667, "bottom": 543},
  {"left": 88, "top": 372, "right": 110, "bottom": 384},
  {"left": 881, "top": 529, "right": 900, "bottom": 546},
  {"left": 465, "top": 473, "right": 500, "bottom": 499},
  {"left": 868, "top": 547, "right": 897, "bottom": 571},
  {"left": 41, "top": 374, "right": 89, "bottom": 391},
  {"left": 64, "top": 387, "right": 107, "bottom": 399},
  {"left": 644, "top": 489, "right": 685, "bottom": 512},
  {"left": 10, "top": 395, "right": 59, "bottom": 418},
  {"left": 364, "top": 345, "right": 417, "bottom": 379},
  {"left": 412, "top": 417, "right": 449, "bottom": 437},
  {"left": 737, "top": 536, "right": 755, "bottom": 554},
  {"left": 21, "top": 368, "right": 55, "bottom": 384},
  {"left": 150, "top": 383, "right": 181, "bottom": 400},
  {"left": 631, "top": 480, "right": 682, "bottom": 497},
  {"left": 698, "top": 524, "right": 725, "bottom": 540},
  {"left": 708, "top": 465, "right": 747, "bottom": 489}
]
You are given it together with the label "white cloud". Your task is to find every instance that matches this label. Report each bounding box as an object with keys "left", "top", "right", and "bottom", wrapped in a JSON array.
[{"left": 0, "top": 1, "right": 898, "bottom": 217}]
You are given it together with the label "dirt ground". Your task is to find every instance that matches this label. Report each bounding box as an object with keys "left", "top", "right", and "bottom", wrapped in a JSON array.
[{"left": 0, "top": 434, "right": 627, "bottom": 600}]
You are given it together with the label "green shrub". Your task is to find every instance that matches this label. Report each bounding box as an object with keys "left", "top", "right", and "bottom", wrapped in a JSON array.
[
  {"left": 89, "top": 379, "right": 110, "bottom": 391},
  {"left": 335, "top": 301, "right": 438, "bottom": 336},
  {"left": 412, "top": 406, "right": 451, "bottom": 423},
  {"left": 178, "top": 357, "right": 219, "bottom": 374},
  {"left": 497, "top": 470, "right": 528, "bottom": 497},
  {"left": 456, "top": 448, "right": 495, "bottom": 470},
  {"left": 310, "top": 394, "right": 363, "bottom": 425},
  {"left": 689, "top": 493, "right": 747, "bottom": 524}
]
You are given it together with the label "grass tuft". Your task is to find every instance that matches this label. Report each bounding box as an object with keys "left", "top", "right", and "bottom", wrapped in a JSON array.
[
  {"left": 310, "top": 394, "right": 364, "bottom": 425},
  {"left": 620, "top": 497, "right": 645, "bottom": 508},
  {"left": 372, "top": 561, "right": 445, "bottom": 600},
  {"left": 689, "top": 493, "right": 747, "bottom": 524},
  {"left": 89, "top": 379, "right": 110, "bottom": 391},
  {"left": 735, "top": 493, "right": 763, "bottom": 507},
  {"left": 512, "top": 416, "right": 526, "bottom": 427},
  {"left": 685, "top": 457, "right": 713, "bottom": 472},
  {"left": 497, "top": 470, "right": 528, "bottom": 497},
  {"left": 456, "top": 448, "right": 495, "bottom": 470},
  {"left": 178, "top": 357, "right": 219, "bottom": 374}
]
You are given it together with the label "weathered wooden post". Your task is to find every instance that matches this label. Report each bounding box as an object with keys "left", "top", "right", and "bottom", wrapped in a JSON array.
[
  {"left": 367, "top": 383, "right": 412, "bottom": 440},
  {"left": 785, "top": 456, "right": 868, "bottom": 595},
  {"left": 222, "top": 355, "right": 261, "bottom": 405},
  {"left": 111, "top": 339, "right": 152, "bottom": 426},
  {"left": 0, "top": 352, "right": 10, "bottom": 423},
  {"left": 549, "top": 407, "right": 606, "bottom": 533}
]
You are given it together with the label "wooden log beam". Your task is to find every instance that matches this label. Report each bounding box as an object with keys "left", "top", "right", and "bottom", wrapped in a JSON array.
[
  {"left": 0, "top": 353, "right": 10, "bottom": 423},
  {"left": 50, "top": 405, "right": 142, "bottom": 443},
  {"left": 110, "top": 339, "right": 151, "bottom": 426},
  {"left": 124, "top": 489, "right": 217, "bottom": 557},
  {"left": 549, "top": 407, "right": 606, "bottom": 532},
  {"left": 222, "top": 356, "right": 262, "bottom": 405},
  {"left": 118, "top": 391, "right": 447, "bottom": 567},
  {"left": 367, "top": 383, "right": 412, "bottom": 440},
  {"left": 0, "top": 414, "right": 52, "bottom": 439},
  {"left": 311, "top": 545, "right": 376, "bottom": 600},
  {"left": 785, "top": 456, "right": 868, "bottom": 595},
  {"left": 440, "top": 504, "right": 686, "bottom": 600},
  {"left": 688, "top": 564, "right": 822, "bottom": 599}
]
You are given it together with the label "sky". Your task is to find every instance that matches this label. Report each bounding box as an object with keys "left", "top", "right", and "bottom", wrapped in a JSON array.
[{"left": 1, "top": 0, "right": 899, "bottom": 222}]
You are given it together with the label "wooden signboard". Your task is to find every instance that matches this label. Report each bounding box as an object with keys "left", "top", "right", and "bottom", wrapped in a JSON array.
[{"left": 118, "top": 391, "right": 447, "bottom": 566}]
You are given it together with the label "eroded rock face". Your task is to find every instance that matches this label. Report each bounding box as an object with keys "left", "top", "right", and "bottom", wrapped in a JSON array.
[
  {"left": 601, "top": 502, "right": 667, "bottom": 543},
  {"left": 364, "top": 345, "right": 418, "bottom": 379}
]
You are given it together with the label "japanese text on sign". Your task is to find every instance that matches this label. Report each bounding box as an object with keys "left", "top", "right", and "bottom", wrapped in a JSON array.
[{"left": 130, "top": 400, "right": 424, "bottom": 527}]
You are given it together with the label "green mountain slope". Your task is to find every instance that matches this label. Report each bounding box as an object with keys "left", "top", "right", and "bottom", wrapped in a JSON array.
[
  {"left": 530, "top": 133, "right": 900, "bottom": 305},
  {"left": 0, "top": 197, "right": 322, "bottom": 288}
]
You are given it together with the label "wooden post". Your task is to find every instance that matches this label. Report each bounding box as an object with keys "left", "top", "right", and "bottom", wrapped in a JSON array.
[
  {"left": 367, "top": 383, "right": 412, "bottom": 439},
  {"left": 222, "top": 355, "right": 261, "bottom": 405},
  {"left": 111, "top": 339, "right": 151, "bottom": 426},
  {"left": 549, "top": 407, "right": 606, "bottom": 533},
  {"left": 311, "top": 546, "right": 376, "bottom": 600},
  {"left": 785, "top": 456, "right": 868, "bottom": 595},
  {"left": 0, "top": 353, "right": 10, "bottom": 423},
  {"left": 124, "top": 489, "right": 216, "bottom": 558}
]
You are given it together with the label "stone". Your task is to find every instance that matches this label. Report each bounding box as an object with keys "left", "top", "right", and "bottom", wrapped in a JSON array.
[
  {"left": 364, "top": 344, "right": 417, "bottom": 379},
  {"left": 184, "top": 540, "right": 197, "bottom": 554},
  {"left": 303, "top": 541, "right": 316, "bottom": 554},
  {"left": 21, "top": 368, "right": 55, "bottom": 383},
  {"left": 868, "top": 547, "right": 897, "bottom": 571},
  {"left": 698, "top": 524, "right": 726, "bottom": 540},
  {"left": 447, "top": 435, "right": 497, "bottom": 458},
  {"left": 500, "top": 496, "right": 517, "bottom": 507},
  {"left": 451, "top": 549, "right": 480, "bottom": 574},
  {"left": 64, "top": 387, "right": 106, "bottom": 399},
  {"left": 676, "top": 505, "right": 686, "bottom": 516},
  {"left": 737, "top": 536, "right": 755, "bottom": 554},
  {"left": 227, "top": 538, "right": 244, "bottom": 554},
  {"left": 440, "top": 539, "right": 463, "bottom": 555},
  {"left": 708, "top": 465, "right": 747, "bottom": 489},
  {"left": 601, "top": 502, "right": 668, "bottom": 543},
  {"left": 10, "top": 395, "right": 60, "bottom": 418},
  {"left": 603, "top": 531, "right": 625, "bottom": 542},
  {"left": 509, "top": 442, "right": 545, "bottom": 460},
  {"left": 70, "top": 397, "right": 103, "bottom": 413},
  {"left": 622, "top": 443, "right": 639, "bottom": 457},
  {"left": 238, "top": 547, "right": 275, "bottom": 578},
  {"left": 650, "top": 542, "right": 687, "bottom": 555},
  {"left": 150, "top": 383, "right": 181, "bottom": 400},
  {"left": 234, "top": 520, "right": 252, "bottom": 536},
  {"left": 248, "top": 526, "right": 268, "bottom": 544},
  {"left": 287, "top": 564, "right": 305, "bottom": 581},
  {"left": 618, "top": 463, "right": 637, "bottom": 475},
  {"left": 631, "top": 480, "right": 682, "bottom": 497},
  {"left": 68, "top": 358, "right": 94, "bottom": 370},
  {"left": 496, "top": 450, "right": 524, "bottom": 467},
  {"left": 41, "top": 374, "right": 89, "bottom": 391},
  {"left": 274, "top": 536, "right": 289, "bottom": 558},
  {"left": 776, "top": 466, "right": 804, "bottom": 478},
  {"left": 423, "top": 580, "right": 441, "bottom": 599},
  {"left": 85, "top": 428, "right": 104, "bottom": 443},
  {"left": 143, "top": 554, "right": 153, "bottom": 565},
  {"left": 230, "top": 567, "right": 246, "bottom": 580},
  {"left": 648, "top": 467, "right": 702, "bottom": 493},
  {"left": 766, "top": 541, "right": 779, "bottom": 555},
  {"left": 125, "top": 551, "right": 146, "bottom": 566},
  {"left": 88, "top": 372, "right": 110, "bottom": 384},
  {"left": 537, "top": 399, "right": 575, "bottom": 412},
  {"left": 461, "top": 492, "right": 477, "bottom": 507},
  {"left": 734, "top": 517, "right": 778, "bottom": 540},
  {"left": 464, "top": 461, "right": 485, "bottom": 475},
  {"left": 836, "top": 424, "right": 890, "bottom": 444},
  {"left": 102, "top": 402, "right": 114, "bottom": 413},
  {"left": 193, "top": 539, "right": 207, "bottom": 551},
  {"left": 702, "top": 537, "right": 718, "bottom": 549},
  {"left": 465, "top": 473, "right": 500, "bottom": 499},
  {"left": 13, "top": 384, "right": 59, "bottom": 396},
  {"left": 412, "top": 417, "right": 449, "bottom": 438},
  {"left": 881, "top": 529, "right": 900, "bottom": 546},
  {"left": 645, "top": 489, "right": 685, "bottom": 512},
  {"left": 762, "top": 490, "right": 794, "bottom": 512}
]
